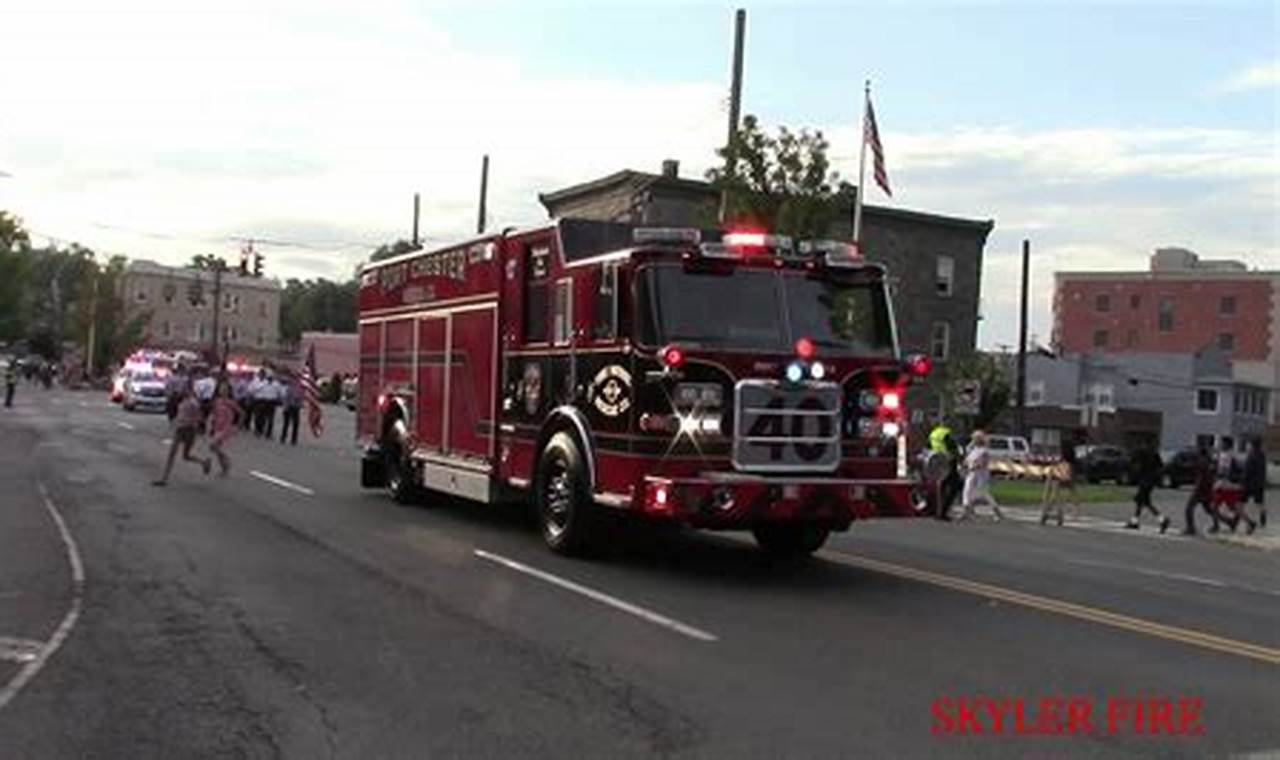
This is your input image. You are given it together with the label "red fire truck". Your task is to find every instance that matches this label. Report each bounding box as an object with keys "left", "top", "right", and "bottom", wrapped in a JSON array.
[{"left": 357, "top": 219, "right": 929, "bottom": 557}]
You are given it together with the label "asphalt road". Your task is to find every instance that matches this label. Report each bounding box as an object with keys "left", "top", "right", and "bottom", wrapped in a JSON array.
[{"left": 2, "top": 387, "right": 1278, "bottom": 759}]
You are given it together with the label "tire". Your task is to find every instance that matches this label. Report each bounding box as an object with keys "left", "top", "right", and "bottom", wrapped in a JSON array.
[
  {"left": 752, "top": 523, "right": 830, "bottom": 558},
  {"left": 534, "top": 432, "right": 596, "bottom": 556},
  {"left": 383, "top": 441, "right": 417, "bottom": 504}
]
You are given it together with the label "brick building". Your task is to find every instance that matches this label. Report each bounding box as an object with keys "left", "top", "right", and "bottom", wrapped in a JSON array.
[
  {"left": 1053, "top": 248, "right": 1280, "bottom": 420},
  {"left": 539, "top": 162, "right": 995, "bottom": 424},
  {"left": 120, "top": 260, "right": 282, "bottom": 358}
]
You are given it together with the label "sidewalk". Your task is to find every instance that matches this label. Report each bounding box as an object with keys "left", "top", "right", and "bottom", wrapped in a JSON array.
[{"left": 998, "top": 500, "right": 1280, "bottom": 551}]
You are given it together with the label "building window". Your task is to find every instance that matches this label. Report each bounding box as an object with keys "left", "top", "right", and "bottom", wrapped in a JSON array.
[
  {"left": 1092, "top": 329, "right": 1109, "bottom": 348},
  {"left": 1196, "top": 388, "right": 1218, "bottom": 414},
  {"left": 135, "top": 287, "right": 148, "bottom": 303},
  {"left": 1158, "top": 296, "right": 1174, "bottom": 331},
  {"left": 1218, "top": 332, "right": 1234, "bottom": 352},
  {"left": 258, "top": 300, "right": 266, "bottom": 318},
  {"left": 1028, "top": 380, "right": 1045, "bottom": 406},
  {"left": 1220, "top": 296, "right": 1236, "bottom": 315},
  {"left": 930, "top": 321, "right": 951, "bottom": 361},
  {"left": 1129, "top": 294, "right": 1141, "bottom": 309},
  {"left": 161, "top": 320, "right": 170, "bottom": 338},
  {"left": 935, "top": 255, "right": 954, "bottom": 297},
  {"left": 1086, "top": 383, "right": 1115, "bottom": 412},
  {"left": 256, "top": 330, "right": 265, "bottom": 347},
  {"left": 552, "top": 278, "right": 573, "bottom": 346},
  {"left": 593, "top": 261, "right": 619, "bottom": 340},
  {"left": 1126, "top": 329, "right": 1138, "bottom": 348},
  {"left": 1095, "top": 294, "right": 1110, "bottom": 312}
]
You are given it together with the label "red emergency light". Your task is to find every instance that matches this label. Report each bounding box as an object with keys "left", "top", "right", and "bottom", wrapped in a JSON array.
[
  {"left": 660, "top": 344, "right": 685, "bottom": 371},
  {"left": 795, "top": 337, "right": 816, "bottom": 361}
]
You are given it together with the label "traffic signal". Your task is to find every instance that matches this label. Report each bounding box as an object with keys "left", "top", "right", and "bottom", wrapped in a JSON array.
[
  {"left": 253, "top": 252, "right": 264, "bottom": 277},
  {"left": 239, "top": 249, "right": 249, "bottom": 276}
]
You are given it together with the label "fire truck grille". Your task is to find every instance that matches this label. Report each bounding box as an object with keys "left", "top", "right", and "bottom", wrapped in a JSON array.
[{"left": 731, "top": 380, "right": 841, "bottom": 473}]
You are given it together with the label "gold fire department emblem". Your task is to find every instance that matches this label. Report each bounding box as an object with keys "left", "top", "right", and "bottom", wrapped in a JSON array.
[{"left": 590, "top": 365, "right": 632, "bottom": 417}]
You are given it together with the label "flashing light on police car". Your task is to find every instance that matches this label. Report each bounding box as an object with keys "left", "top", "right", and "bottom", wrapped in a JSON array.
[{"left": 881, "top": 390, "right": 902, "bottom": 412}]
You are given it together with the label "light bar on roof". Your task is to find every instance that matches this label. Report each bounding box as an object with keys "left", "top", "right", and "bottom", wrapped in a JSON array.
[
  {"left": 633, "top": 227, "right": 702, "bottom": 245},
  {"left": 723, "top": 232, "right": 793, "bottom": 251}
]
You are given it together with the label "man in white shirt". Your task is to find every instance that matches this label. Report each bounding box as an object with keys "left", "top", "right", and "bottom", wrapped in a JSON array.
[
  {"left": 248, "top": 370, "right": 269, "bottom": 436},
  {"left": 252, "top": 372, "right": 281, "bottom": 438}
]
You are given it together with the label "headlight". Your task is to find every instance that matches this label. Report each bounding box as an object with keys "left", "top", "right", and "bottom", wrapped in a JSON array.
[
  {"left": 785, "top": 362, "right": 805, "bottom": 384},
  {"left": 882, "top": 421, "right": 901, "bottom": 438},
  {"left": 809, "top": 361, "right": 826, "bottom": 380}
]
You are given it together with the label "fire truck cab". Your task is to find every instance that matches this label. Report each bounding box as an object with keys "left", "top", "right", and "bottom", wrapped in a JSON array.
[{"left": 357, "top": 219, "right": 927, "bottom": 557}]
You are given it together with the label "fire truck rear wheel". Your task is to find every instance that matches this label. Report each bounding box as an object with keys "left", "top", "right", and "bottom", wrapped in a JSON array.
[
  {"left": 751, "top": 523, "right": 830, "bottom": 558},
  {"left": 535, "top": 432, "right": 596, "bottom": 556},
  {"left": 384, "top": 443, "right": 416, "bottom": 504}
]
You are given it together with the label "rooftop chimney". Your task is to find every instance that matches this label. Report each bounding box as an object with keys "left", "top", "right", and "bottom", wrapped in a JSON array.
[{"left": 661, "top": 159, "right": 679, "bottom": 178}]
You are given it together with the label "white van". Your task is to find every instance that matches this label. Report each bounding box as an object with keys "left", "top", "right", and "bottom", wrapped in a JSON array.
[{"left": 985, "top": 435, "right": 1032, "bottom": 464}]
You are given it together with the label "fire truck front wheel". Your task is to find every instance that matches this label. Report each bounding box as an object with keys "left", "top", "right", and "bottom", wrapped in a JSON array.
[
  {"left": 535, "top": 432, "right": 597, "bottom": 556},
  {"left": 751, "top": 523, "right": 830, "bottom": 558}
]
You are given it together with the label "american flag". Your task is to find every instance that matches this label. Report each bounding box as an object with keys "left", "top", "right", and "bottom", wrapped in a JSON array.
[
  {"left": 301, "top": 343, "right": 324, "bottom": 437},
  {"left": 864, "top": 96, "right": 891, "bottom": 197}
]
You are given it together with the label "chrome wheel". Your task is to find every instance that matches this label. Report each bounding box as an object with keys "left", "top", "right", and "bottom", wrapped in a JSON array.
[{"left": 542, "top": 464, "right": 573, "bottom": 541}]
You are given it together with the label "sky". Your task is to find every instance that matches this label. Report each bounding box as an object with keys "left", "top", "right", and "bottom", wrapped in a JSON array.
[{"left": 0, "top": 0, "right": 1276, "bottom": 349}]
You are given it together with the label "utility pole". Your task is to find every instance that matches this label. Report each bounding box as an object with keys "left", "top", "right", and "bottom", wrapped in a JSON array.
[
  {"left": 85, "top": 268, "right": 99, "bottom": 378},
  {"left": 210, "top": 261, "right": 225, "bottom": 365},
  {"left": 477, "top": 154, "right": 490, "bottom": 235},
  {"left": 1016, "top": 239, "right": 1030, "bottom": 438},
  {"left": 412, "top": 193, "right": 421, "bottom": 249},
  {"left": 719, "top": 8, "right": 746, "bottom": 224}
]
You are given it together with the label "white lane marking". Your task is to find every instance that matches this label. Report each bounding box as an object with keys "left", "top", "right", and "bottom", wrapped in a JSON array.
[
  {"left": 0, "top": 484, "right": 85, "bottom": 713},
  {"left": 0, "top": 637, "right": 43, "bottom": 664},
  {"left": 249, "top": 470, "right": 316, "bottom": 496},
  {"left": 473, "top": 549, "right": 718, "bottom": 643},
  {"left": 116, "top": 421, "right": 134, "bottom": 431},
  {"left": 1003, "top": 508, "right": 1184, "bottom": 541},
  {"left": 1069, "top": 558, "right": 1226, "bottom": 587}
]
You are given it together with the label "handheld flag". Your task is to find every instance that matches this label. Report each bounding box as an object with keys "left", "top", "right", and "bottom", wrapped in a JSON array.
[{"left": 301, "top": 344, "right": 324, "bottom": 438}]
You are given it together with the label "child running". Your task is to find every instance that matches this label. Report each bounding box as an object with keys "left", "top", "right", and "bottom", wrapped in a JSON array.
[
  {"left": 207, "top": 378, "right": 243, "bottom": 476},
  {"left": 153, "top": 387, "right": 211, "bottom": 486}
]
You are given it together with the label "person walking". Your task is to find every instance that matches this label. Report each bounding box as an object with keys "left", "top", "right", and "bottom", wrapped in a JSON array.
[
  {"left": 1182, "top": 444, "right": 1222, "bottom": 536},
  {"left": 206, "top": 380, "right": 243, "bottom": 477},
  {"left": 1040, "top": 440, "right": 1081, "bottom": 526},
  {"left": 248, "top": 370, "right": 270, "bottom": 436},
  {"left": 1243, "top": 438, "right": 1267, "bottom": 529},
  {"left": 959, "top": 430, "right": 1004, "bottom": 521},
  {"left": 928, "top": 421, "right": 963, "bottom": 521},
  {"left": 1126, "top": 442, "right": 1171, "bottom": 533},
  {"left": 153, "top": 388, "right": 212, "bottom": 486},
  {"left": 1215, "top": 440, "right": 1257, "bottom": 534},
  {"left": 164, "top": 364, "right": 189, "bottom": 422},
  {"left": 4, "top": 360, "right": 16, "bottom": 408},
  {"left": 280, "top": 374, "right": 303, "bottom": 446}
]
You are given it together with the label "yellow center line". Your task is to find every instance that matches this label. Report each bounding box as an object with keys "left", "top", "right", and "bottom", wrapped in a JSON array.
[{"left": 822, "top": 549, "right": 1280, "bottom": 667}]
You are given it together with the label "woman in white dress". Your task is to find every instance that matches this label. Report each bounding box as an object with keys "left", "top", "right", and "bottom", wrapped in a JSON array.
[{"left": 960, "top": 430, "right": 1004, "bottom": 521}]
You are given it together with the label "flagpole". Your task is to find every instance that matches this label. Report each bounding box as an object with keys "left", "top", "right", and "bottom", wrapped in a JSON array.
[{"left": 852, "top": 79, "right": 870, "bottom": 252}]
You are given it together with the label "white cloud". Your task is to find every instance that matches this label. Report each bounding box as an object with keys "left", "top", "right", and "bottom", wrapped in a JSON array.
[
  {"left": 1217, "top": 61, "right": 1280, "bottom": 93},
  {"left": 0, "top": 1, "right": 1276, "bottom": 352}
]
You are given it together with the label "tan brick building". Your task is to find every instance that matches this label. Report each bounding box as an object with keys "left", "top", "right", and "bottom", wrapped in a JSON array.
[{"left": 120, "top": 260, "right": 281, "bottom": 357}]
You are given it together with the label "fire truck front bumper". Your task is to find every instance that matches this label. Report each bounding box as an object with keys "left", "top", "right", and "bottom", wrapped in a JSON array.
[{"left": 630, "top": 473, "right": 923, "bottom": 529}]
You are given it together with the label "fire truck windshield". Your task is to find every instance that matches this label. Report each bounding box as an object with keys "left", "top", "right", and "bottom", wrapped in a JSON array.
[{"left": 637, "top": 263, "right": 896, "bottom": 356}]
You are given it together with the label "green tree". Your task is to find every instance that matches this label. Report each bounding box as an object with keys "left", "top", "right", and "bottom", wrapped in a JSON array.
[
  {"left": 190, "top": 253, "right": 225, "bottom": 270},
  {"left": 279, "top": 277, "right": 359, "bottom": 344},
  {"left": 941, "top": 352, "right": 1012, "bottom": 431},
  {"left": 0, "top": 211, "right": 34, "bottom": 343},
  {"left": 68, "top": 256, "right": 149, "bottom": 375},
  {"left": 705, "top": 115, "right": 848, "bottom": 240},
  {"left": 369, "top": 239, "right": 419, "bottom": 263}
]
